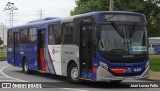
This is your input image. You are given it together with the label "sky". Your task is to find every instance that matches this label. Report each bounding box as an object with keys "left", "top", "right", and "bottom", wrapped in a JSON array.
[{"left": 0, "top": 0, "right": 76, "bottom": 26}]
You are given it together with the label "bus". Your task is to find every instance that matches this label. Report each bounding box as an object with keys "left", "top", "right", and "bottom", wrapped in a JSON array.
[{"left": 7, "top": 11, "right": 149, "bottom": 82}]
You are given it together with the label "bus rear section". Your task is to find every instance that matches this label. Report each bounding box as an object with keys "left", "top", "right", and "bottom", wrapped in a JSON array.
[{"left": 7, "top": 27, "right": 47, "bottom": 73}]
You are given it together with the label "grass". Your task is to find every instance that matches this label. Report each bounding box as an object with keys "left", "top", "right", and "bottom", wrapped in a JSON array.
[
  {"left": 0, "top": 51, "right": 7, "bottom": 57},
  {"left": 149, "top": 55, "right": 160, "bottom": 72}
]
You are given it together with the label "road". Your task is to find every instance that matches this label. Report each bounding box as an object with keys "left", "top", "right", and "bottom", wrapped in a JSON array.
[{"left": 0, "top": 61, "right": 160, "bottom": 91}]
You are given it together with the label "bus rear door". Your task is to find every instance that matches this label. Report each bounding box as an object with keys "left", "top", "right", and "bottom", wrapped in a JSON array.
[{"left": 37, "top": 29, "right": 46, "bottom": 71}]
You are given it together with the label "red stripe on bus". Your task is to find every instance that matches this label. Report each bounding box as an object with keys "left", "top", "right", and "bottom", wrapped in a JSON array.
[
  {"left": 40, "top": 48, "right": 46, "bottom": 71},
  {"left": 111, "top": 68, "right": 124, "bottom": 73},
  {"left": 48, "top": 46, "right": 56, "bottom": 74}
]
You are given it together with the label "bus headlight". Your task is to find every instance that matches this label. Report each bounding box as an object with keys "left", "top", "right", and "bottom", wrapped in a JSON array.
[{"left": 99, "top": 62, "right": 108, "bottom": 70}]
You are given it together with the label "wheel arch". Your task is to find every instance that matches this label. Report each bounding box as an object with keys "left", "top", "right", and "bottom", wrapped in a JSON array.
[
  {"left": 67, "top": 60, "right": 78, "bottom": 76},
  {"left": 22, "top": 56, "right": 27, "bottom": 67}
]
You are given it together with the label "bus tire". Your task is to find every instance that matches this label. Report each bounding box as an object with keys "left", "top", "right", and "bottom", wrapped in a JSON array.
[
  {"left": 23, "top": 59, "right": 31, "bottom": 74},
  {"left": 67, "top": 63, "right": 80, "bottom": 82}
]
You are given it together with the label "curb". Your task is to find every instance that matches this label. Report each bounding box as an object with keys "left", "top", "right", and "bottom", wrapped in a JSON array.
[
  {"left": 0, "top": 57, "right": 6, "bottom": 61},
  {"left": 146, "top": 71, "right": 160, "bottom": 81},
  {"left": 146, "top": 78, "right": 160, "bottom": 81}
]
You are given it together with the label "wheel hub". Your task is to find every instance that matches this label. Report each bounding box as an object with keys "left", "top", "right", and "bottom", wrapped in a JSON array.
[
  {"left": 71, "top": 67, "right": 79, "bottom": 80},
  {"left": 24, "top": 62, "right": 28, "bottom": 72}
]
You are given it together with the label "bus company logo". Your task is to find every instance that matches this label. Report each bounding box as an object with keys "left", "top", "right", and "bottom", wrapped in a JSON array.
[
  {"left": 52, "top": 49, "right": 60, "bottom": 54},
  {"left": 127, "top": 68, "right": 131, "bottom": 73},
  {"left": 52, "top": 49, "right": 55, "bottom": 54},
  {"left": 2, "top": 83, "right": 11, "bottom": 88},
  {"left": 123, "top": 55, "right": 134, "bottom": 58}
]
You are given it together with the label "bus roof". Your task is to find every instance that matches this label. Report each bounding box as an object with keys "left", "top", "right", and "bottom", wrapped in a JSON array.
[
  {"left": 8, "top": 11, "right": 145, "bottom": 30},
  {"left": 8, "top": 18, "right": 61, "bottom": 30},
  {"left": 62, "top": 11, "right": 145, "bottom": 23},
  {"left": 28, "top": 17, "right": 60, "bottom": 24}
]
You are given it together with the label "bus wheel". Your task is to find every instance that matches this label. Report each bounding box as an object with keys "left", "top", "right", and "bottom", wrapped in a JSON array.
[
  {"left": 68, "top": 63, "right": 79, "bottom": 82},
  {"left": 23, "top": 59, "right": 31, "bottom": 74}
]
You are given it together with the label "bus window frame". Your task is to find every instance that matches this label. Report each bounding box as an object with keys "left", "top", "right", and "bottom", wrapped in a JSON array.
[
  {"left": 28, "top": 27, "right": 37, "bottom": 44},
  {"left": 48, "top": 24, "right": 62, "bottom": 45},
  {"left": 62, "top": 21, "right": 75, "bottom": 44},
  {"left": 19, "top": 28, "right": 29, "bottom": 44}
]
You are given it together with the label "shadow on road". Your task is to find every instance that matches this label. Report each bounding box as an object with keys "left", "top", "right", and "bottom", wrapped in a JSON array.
[{"left": 10, "top": 70, "right": 136, "bottom": 88}]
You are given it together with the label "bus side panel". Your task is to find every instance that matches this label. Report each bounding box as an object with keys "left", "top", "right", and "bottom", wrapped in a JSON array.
[
  {"left": 44, "top": 46, "right": 56, "bottom": 74},
  {"left": 19, "top": 45, "right": 38, "bottom": 71},
  {"left": 61, "top": 45, "right": 79, "bottom": 76},
  {"left": 27, "top": 45, "right": 38, "bottom": 71},
  {"left": 14, "top": 45, "right": 21, "bottom": 67},
  {"left": 7, "top": 30, "right": 14, "bottom": 66},
  {"left": 48, "top": 45, "right": 62, "bottom": 75},
  {"left": 7, "top": 45, "right": 14, "bottom": 66}
]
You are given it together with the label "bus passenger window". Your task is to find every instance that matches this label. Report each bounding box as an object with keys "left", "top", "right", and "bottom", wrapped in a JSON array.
[
  {"left": 62, "top": 22, "right": 76, "bottom": 44},
  {"left": 29, "top": 28, "right": 37, "bottom": 44},
  {"left": 20, "top": 28, "right": 29, "bottom": 44},
  {"left": 8, "top": 31, "right": 13, "bottom": 45},
  {"left": 48, "top": 24, "right": 61, "bottom": 45}
]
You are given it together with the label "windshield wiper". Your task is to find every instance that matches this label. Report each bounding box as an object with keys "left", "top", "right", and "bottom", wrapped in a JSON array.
[
  {"left": 111, "top": 22, "right": 124, "bottom": 38},
  {"left": 111, "top": 22, "right": 127, "bottom": 46},
  {"left": 129, "top": 23, "right": 138, "bottom": 39}
]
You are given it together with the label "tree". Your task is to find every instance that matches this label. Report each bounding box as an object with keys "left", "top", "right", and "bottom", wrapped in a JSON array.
[
  {"left": 0, "top": 37, "right": 3, "bottom": 46},
  {"left": 70, "top": 0, "right": 109, "bottom": 15},
  {"left": 71, "top": 0, "right": 160, "bottom": 37}
]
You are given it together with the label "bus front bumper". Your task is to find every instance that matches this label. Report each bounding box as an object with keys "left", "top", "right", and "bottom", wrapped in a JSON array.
[{"left": 96, "top": 66, "right": 149, "bottom": 82}]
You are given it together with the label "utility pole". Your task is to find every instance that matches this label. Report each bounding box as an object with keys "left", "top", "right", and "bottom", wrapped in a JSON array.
[
  {"left": 0, "top": 23, "right": 5, "bottom": 47},
  {"left": 3, "top": 2, "right": 18, "bottom": 26},
  {"left": 109, "top": 0, "right": 114, "bottom": 11},
  {"left": 38, "top": 9, "right": 44, "bottom": 19},
  {"left": 3, "top": 27, "right": 4, "bottom": 47}
]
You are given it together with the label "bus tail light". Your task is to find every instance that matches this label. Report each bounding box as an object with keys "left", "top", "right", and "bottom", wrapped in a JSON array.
[
  {"left": 111, "top": 68, "right": 124, "bottom": 73},
  {"left": 93, "top": 68, "right": 97, "bottom": 73}
]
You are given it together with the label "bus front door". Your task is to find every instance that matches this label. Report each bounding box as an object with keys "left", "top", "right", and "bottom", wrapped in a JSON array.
[
  {"left": 80, "top": 19, "right": 94, "bottom": 79},
  {"left": 13, "top": 32, "right": 19, "bottom": 66}
]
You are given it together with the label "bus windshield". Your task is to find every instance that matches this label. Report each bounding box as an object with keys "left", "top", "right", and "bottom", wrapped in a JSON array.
[{"left": 99, "top": 22, "right": 147, "bottom": 54}]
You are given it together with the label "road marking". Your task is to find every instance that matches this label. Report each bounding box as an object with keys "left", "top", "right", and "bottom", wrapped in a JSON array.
[
  {"left": 0, "top": 80, "right": 19, "bottom": 82},
  {"left": 0, "top": 76, "right": 8, "bottom": 78},
  {"left": 0, "top": 66, "right": 27, "bottom": 82},
  {"left": 0, "top": 65, "right": 88, "bottom": 90},
  {"left": 42, "top": 84, "right": 88, "bottom": 91},
  {"left": 59, "top": 88, "right": 88, "bottom": 91}
]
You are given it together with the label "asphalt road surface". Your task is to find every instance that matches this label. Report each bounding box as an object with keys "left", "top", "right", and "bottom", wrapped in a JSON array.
[{"left": 0, "top": 61, "right": 160, "bottom": 91}]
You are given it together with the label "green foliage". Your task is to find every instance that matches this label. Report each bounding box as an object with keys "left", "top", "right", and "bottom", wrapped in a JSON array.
[
  {"left": 150, "top": 55, "right": 160, "bottom": 72},
  {"left": 0, "top": 37, "right": 3, "bottom": 45},
  {"left": 70, "top": 0, "right": 109, "bottom": 15},
  {"left": 71, "top": 0, "right": 160, "bottom": 37},
  {"left": 0, "top": 52, "right": 7, "bottom": 57}
]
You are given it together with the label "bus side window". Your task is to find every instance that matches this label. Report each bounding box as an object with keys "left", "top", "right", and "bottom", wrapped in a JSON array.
[
  {"left": 20, "top": 28, "right": 29, "bottom": 44},
  {"left": 8, "top": 30, "right": 13, "bottom": 45},
  {"left": 14, "top": 33, "right": 19, "bottom": 46},
  {"left": 62, "top": 22, "right": 77, "bottom": 44},
  {"left": 48, "top": 24, "right": 61, "bottom": 45},
  {"left": 29, "top": 28, "right": 37, "bottom": 44}
]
